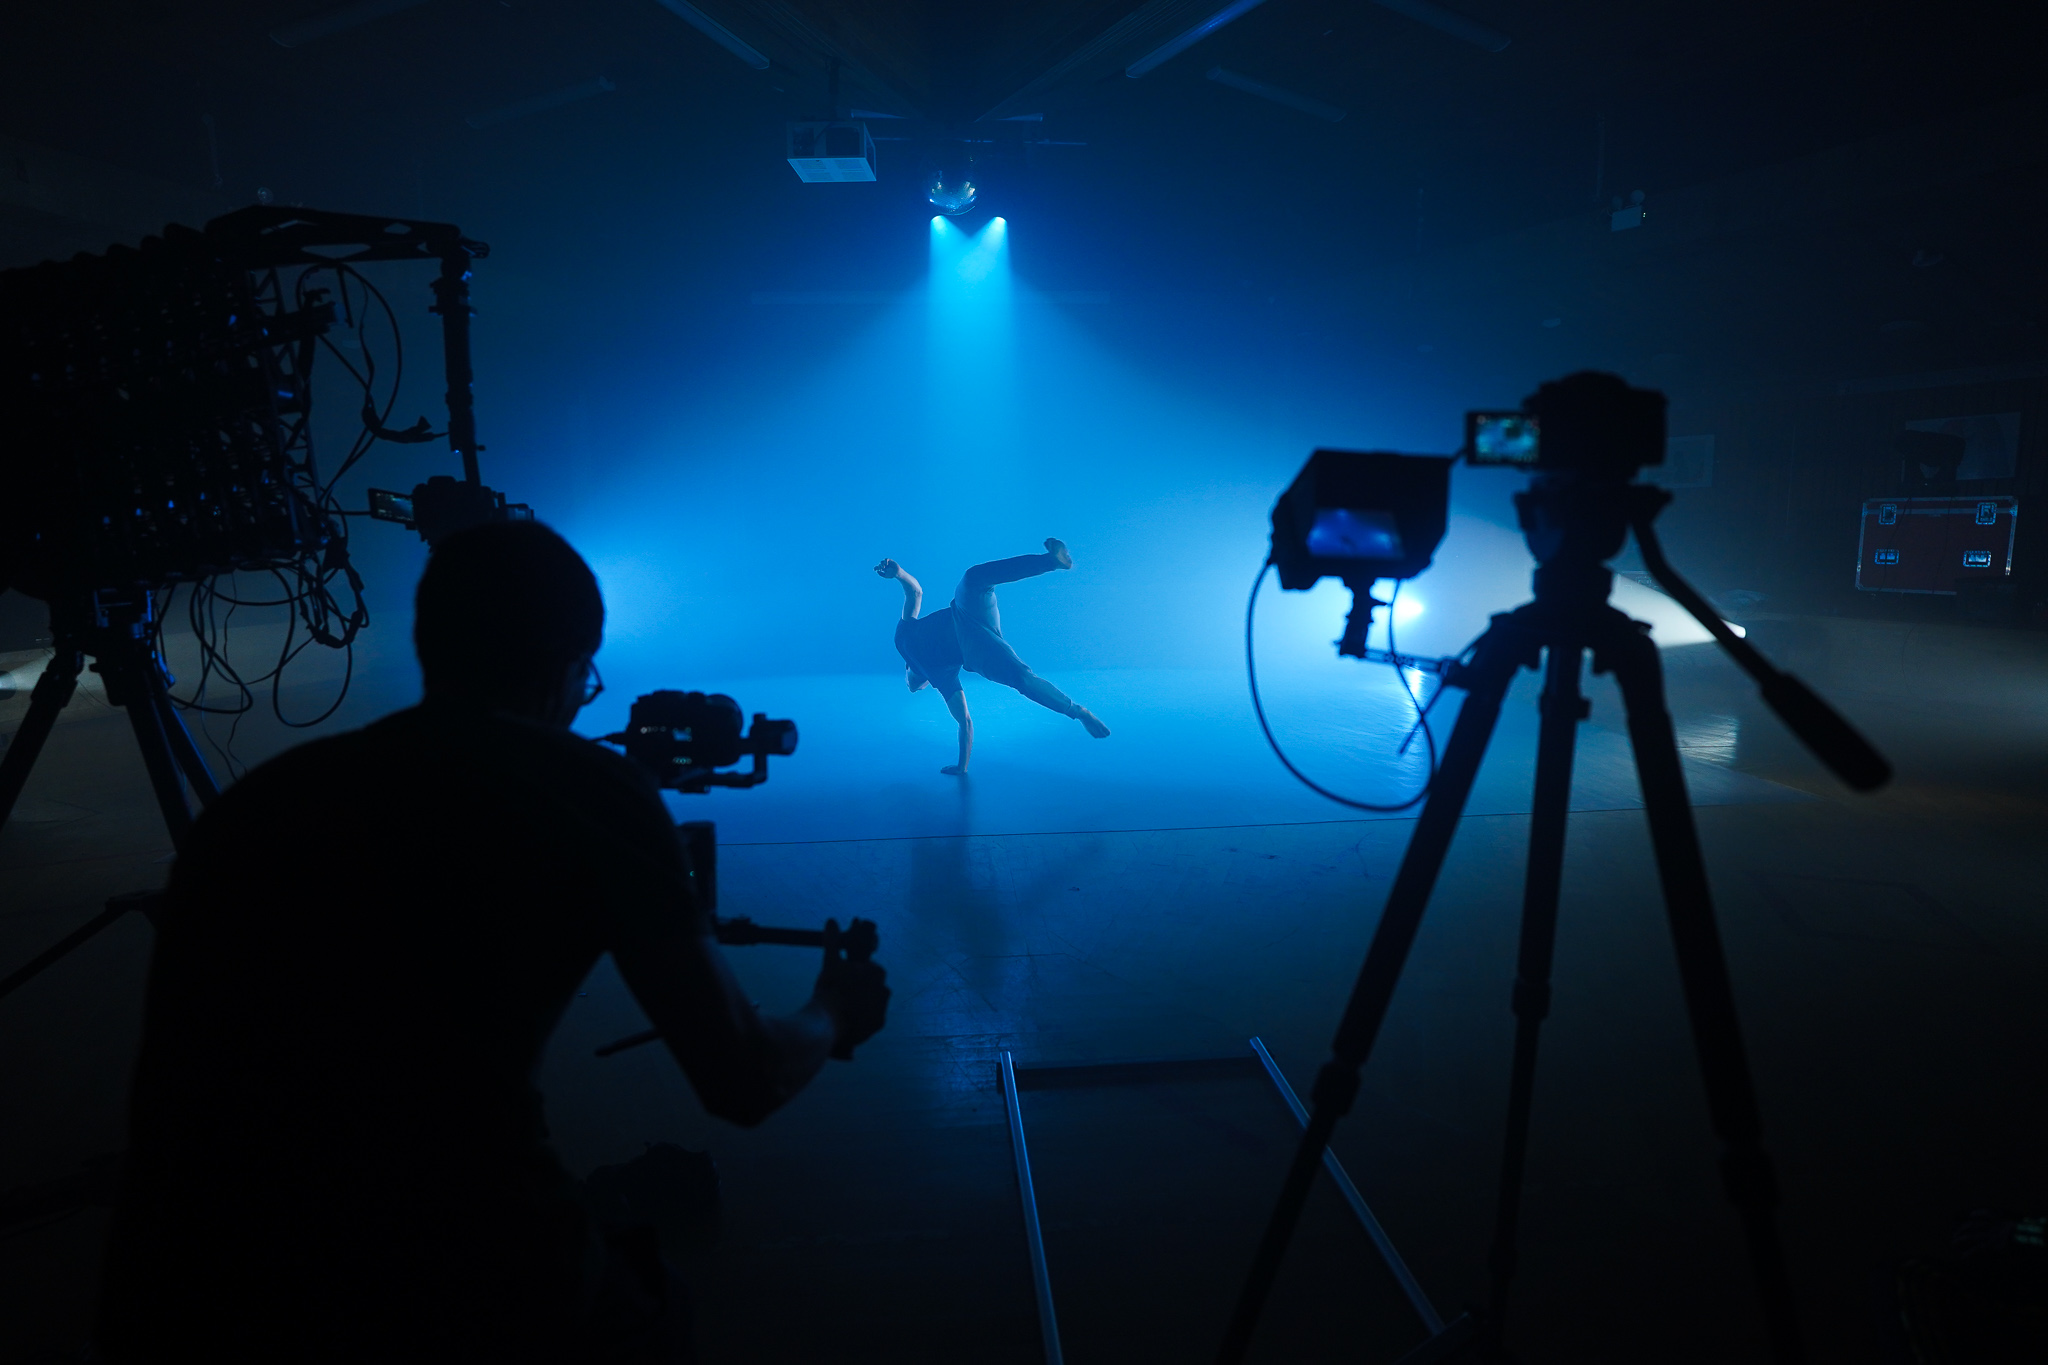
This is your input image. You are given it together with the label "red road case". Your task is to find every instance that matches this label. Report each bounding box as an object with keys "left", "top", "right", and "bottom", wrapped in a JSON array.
[{"left": 1856, "top": 496, "right": 2018, "bottom": 594}]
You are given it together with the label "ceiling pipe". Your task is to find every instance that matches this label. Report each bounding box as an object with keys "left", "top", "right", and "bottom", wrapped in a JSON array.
[
  {"left": 1206, "top": 67, "right": 1345, "bottom": 122},
  {"left": 464, "top": 77, "right": 617, "bottom": 130},
  {"left": 1126, "top": 0, "right": 1270, "bottom": 78},
  {"left": 653, "top": 0, "right": 770, "bottom": 70},
  {"left": 1373, "top": 0, "right": 1509, "bottom": 53},
  {"left": 269, "top": 0, "right": 430, "bottom": 49}
]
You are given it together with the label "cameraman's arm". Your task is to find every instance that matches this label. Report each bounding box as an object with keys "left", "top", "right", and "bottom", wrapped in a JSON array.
[{"left": 612, "top": 925, "right": 839, "bottom": 1127}]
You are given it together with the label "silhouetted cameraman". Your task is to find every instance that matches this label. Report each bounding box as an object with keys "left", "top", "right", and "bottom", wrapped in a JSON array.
[{"left": 99, "top": 522, "right": 889, "bottom": 1363}]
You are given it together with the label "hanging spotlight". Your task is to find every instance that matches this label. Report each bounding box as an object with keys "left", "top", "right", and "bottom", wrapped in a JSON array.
[
  {"left": 922, "top": 143, "right": 984, "bottom": 216},
  {"left": 926, "top": 169, "right": 977, "bottom": 216}
]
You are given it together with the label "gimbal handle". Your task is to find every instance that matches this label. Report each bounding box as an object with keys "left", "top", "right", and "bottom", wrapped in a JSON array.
[
  {"left": 661, "top": 754, "right": 774, "bottom": 794},
  {"left": 591, "top": 915, "right": 881, "bottom": 1060},
  {"left": 1631, "top": 516, "right": 1891, "bottom": 792}
]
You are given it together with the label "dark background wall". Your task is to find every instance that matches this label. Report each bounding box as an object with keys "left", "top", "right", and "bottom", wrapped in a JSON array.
[{"left": 4, "top": 0, "right": 2048, "bottom": 665}]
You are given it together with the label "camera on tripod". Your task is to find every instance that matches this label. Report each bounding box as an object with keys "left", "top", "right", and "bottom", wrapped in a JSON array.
[
  {"left": 1465, "top": 370, "right": 1667, "bottom": 479},
  {"left": 1225, "top": 374, "right": 1893, "bottom": 1365},
  {"left": 600, "top": 690, "right": 798, "bottom": 793},
  {"left": 1271, "top": 374, "right": 1674, "bottom": 660}
]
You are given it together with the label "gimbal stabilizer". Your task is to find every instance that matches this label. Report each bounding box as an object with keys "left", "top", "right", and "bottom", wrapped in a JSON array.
[{"left": 600, "top": 690, "right": 798, "bottom": 794}]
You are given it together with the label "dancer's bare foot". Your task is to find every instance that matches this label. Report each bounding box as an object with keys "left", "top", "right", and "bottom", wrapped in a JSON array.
[
  {"left": 1045, "top": 538, "right": 1073, "bottom": 570},
  {"left": 1075, "top": 707, "right": 1110, "bottom": 738},
  {"left": 941, "top": 764, "right": 968, "bottom": 776}
]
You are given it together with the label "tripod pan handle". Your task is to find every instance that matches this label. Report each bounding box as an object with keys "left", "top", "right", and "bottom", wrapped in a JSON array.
[{"left": 1759, "top": 672, "right": 1891, "bottom": 792}]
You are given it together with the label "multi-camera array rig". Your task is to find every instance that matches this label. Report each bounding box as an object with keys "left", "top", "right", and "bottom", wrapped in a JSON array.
[
  {"left": 0, "top": 208, "right": 873, "bottom": 1040},
  {"left": 0, "top": 205, "right": 524, "bottom": 848}
]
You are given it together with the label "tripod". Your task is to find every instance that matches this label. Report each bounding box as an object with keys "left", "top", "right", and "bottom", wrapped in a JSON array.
[
  {"left": 0, "top": 589, "right": 216, "bottom": 1002},
  {"left": 1217, "top": 478, "right": 1889, "bottom": 1364}
]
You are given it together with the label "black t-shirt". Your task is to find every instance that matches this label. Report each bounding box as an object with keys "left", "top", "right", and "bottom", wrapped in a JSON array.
[
  {"left": 98, "top": 700, "right": 703, "bottom": 1363},
  {"left": 894, "top": 608, "right": 963, "bottom": 696}
]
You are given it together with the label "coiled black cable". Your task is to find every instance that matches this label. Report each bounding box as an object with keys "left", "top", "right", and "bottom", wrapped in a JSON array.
[{"left": 1245, "top": 560, "right": 1439, "bottom": 812}]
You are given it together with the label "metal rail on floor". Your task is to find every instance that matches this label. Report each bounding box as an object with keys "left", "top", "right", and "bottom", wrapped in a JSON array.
[
  {"left": 1001, "top": 1051, "right": 1064, "bottom": 1365},
  {"left": 1245, "top": 1036, "right": 1444, "bottom": 1335},
  {"left": 998, "top": 1039, "right": 1471, "bottom": 1363}
]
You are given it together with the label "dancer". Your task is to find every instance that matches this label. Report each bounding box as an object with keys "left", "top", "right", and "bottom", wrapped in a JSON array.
[{"left": 876, "top": 539, "right": 1110, "bottom": 775}]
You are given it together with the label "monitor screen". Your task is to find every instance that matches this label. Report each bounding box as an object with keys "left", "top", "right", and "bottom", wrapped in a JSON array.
[
  {"left": 1306, "top": 507, "right": 1406, "bottom": 561},
  {"left": 1468, "top": 411, "right": 1541, "bottom": 465}
]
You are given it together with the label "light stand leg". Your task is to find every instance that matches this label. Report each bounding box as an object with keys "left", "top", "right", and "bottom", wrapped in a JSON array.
[
  {"left": 153, "top": 688, "right": 220, "bottom": 805},
  {"left": 1601, "top": 620, "right": 1805, "bottom": 1363},
  {"left": 1215, "top": 611, "right": 1536, "bottom": 1365},
  {"left": 1, "top": 640, "right": 182, "bottom": 1000},
  {"left": 1480, "top": 641, "right": 1588, "bottom": 1352},
  {"left": 121, "top": 689, "right": 192, "bottom": 845},
  {"left": 0, "top": 651, "right": 83, "bottom": 835},
  {"left": 0, "top": 892, "right": 156, "bottom": 1003},
  {"left": 96, "top": 641, "right": 193, "bottom": 846},
  {"left": 430, "top": 252, "right": 482, "bottom": 485}
]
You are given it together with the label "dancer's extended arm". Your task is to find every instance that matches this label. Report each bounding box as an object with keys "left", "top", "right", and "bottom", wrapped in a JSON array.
[
  {"left": 942, "top": 690, "right": 973, "bottom": 775},
  {"left": 874, "top": 558, "right": 923, "bottom": 620}
]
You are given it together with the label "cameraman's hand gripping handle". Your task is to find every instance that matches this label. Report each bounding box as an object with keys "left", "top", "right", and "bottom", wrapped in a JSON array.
[
  {"left": 819, "top": 917, "right": 887, "bottom": 1061},
  {"left": 1631, "top": 515, "right": 1891, "bottom": 792},
  {"left": 591, "top": 915, "right": 885, "bottom": 1060}
]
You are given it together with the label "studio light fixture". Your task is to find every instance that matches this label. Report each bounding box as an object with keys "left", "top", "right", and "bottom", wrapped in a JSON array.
[
  {"left": 925, "top": 147, "right": 980, "bottom": 215},
  {"left": 927, "top": 172, "right": 977, "bottom": 216},
  {"left": 1269, "top": 450, "right": 1452, "bottom": 657}
]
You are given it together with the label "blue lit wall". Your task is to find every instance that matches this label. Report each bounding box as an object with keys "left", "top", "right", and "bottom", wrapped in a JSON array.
[{"left": 422, "top": 180, "right": 1597, "bottom": 701}]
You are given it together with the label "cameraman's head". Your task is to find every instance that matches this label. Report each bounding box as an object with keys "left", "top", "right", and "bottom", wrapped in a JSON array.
[{"left": 414, "top": 521, "right": 604, "bottom": 727}]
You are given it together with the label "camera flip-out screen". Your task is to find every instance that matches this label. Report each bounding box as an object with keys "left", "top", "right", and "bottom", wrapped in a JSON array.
[{"left": 1466, "top": 411, "right": 1540, "bottom": 466}]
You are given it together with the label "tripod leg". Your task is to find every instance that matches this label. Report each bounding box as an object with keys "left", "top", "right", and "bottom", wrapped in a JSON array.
[
  {"left": 1481, "top": 642, "right": 1588, "bottom": 1350},
  {"left": 1603, "top": 624, "right": 1805, "bottom": 1362},
  {"left": 0, "top": 651, "right": 83, "bottom": 834},
  {"left": 152, "top": 688, "right": 220, "bottom": 805},
  {"left": 1216, "top": 614, "right": 1534, "bottom": 1365},
  {"left": 0, "top": 896, "right": 140, "bottom": 1003},
  {"left": 118, "top": 672, "right": 194, "bottom": 847}
]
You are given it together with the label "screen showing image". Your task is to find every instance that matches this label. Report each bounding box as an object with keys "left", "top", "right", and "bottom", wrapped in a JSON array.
[
  {"left": 1468, "top": 411, "right": 1541, "bottom": 465},
  {"left": 1307, "top": 507, "right": 1406, "bottom": 561},
  {"left": 367, "top": 488, "right": 415, "bottom": 523}
]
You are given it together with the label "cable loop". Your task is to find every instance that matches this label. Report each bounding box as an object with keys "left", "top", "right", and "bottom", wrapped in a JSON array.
[{"left": 1245, "top": 561, "right": 1440, "bottom": 813}]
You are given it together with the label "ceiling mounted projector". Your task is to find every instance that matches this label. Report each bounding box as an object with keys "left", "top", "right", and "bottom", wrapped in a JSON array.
[{"left": 786, "top": 121, "right": 876, "bottom": 182}]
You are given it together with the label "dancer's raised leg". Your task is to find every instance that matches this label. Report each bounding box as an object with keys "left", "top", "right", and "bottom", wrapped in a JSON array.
[
  {"left": 953, "top": 539, "right": 1109, "bottom": 738},
  {"left": 952, "top": 539, "right": 1071, "bottom": 636}
]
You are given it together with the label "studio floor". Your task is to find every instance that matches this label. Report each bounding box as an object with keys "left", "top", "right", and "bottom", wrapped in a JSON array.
[{"left": 4, "top": 613, "right": 2047, "bottom": 1362}]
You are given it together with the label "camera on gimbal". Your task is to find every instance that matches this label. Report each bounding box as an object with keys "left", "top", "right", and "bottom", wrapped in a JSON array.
[
  {"left": 601, "top": 690, "right": 798, "bottom": 794},
  {"left": 589, "top": 690, "right": 883, "bottom": 1063}
]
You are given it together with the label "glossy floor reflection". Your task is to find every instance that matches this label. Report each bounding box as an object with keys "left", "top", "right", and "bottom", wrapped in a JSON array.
[
  {"left": 609, "top": 661, "right": 1810, "bottom": 847},
  {"left": 5, "top": 619, "right": 2048, "bottom": 1362}
]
